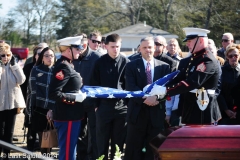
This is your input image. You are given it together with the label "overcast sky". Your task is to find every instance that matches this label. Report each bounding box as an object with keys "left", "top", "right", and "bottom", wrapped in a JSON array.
[{"left": 0, "top": 0, "right": 18, "bottom": 18}]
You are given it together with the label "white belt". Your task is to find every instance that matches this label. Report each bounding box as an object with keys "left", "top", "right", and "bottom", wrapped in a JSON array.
[{"left": 190, "top": 89, "right": 215, "bottom": 95}]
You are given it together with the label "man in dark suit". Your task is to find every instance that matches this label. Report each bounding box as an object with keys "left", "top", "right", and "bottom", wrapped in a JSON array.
[{"left": 124, "top": 36, "right": 170, "bottom": 160}]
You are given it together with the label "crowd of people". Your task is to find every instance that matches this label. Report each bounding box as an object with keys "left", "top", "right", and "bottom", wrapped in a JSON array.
[{"left": 0, "top": 27, "right": 240, "bottom": 160}]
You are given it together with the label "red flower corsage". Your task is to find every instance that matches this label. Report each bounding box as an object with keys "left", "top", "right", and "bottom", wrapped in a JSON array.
[{"left": 233, "top": 106, "right": 237, "bottom": 112}]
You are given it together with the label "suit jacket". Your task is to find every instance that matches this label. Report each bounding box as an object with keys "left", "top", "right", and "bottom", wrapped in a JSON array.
[
  {"left": 125, "top": 58, "right": 170, "bottom": 127},
  {"left": 155, "top": 52, "right": 177, "bottom": 72}
]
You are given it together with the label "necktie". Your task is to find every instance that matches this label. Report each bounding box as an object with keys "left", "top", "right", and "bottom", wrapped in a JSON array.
[{"left": 146, "top": 62, "right": 152, "bottom": 84}]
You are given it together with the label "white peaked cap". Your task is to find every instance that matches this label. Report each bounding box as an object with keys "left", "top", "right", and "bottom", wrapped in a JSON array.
[
  {"left": 57, "top": 36, "right": 83, "bottom": 47},
  {"left": 182, "top": 28, "right": 210, "bottom": 42}
]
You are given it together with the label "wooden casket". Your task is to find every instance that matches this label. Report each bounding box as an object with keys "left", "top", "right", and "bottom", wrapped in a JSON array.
[{"left": 155, "top": 125, "right": 240, "bottom": 160}]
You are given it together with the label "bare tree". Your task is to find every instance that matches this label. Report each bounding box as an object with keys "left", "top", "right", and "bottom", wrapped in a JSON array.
[
  {"left": 31, "top": 0, "right": 57, "bottom": 42},
  {"left": 160, "top": 0, "right": 174, "bottom": 31},
  {"left": 204, "top": 0, "right": 213, "bottom": 29},
  {"left": 14, "top": 0, "right": 37, "bottom": 45},
  {"left": 97, "top": 0, "right": 144, "bottom": 25}
]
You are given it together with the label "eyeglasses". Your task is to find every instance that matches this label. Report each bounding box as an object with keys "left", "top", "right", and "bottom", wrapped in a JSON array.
[
  {"left": 0, "top": 54, "right": 11, "bottom": 57},
  {"left": 227, "top": 54, "right": 239, "bottom": 59},
  {"left": 43, "top": 54, "right": 54, "bottom": 58},
  {"left": 154, "top": 42, "right": 164, "bottom": 46},
  {"left": 222, "top": 39, "right": 230, "bottom": 42},
  {"left": 91, "top": 39, "right": 101, "bottom": 44}
]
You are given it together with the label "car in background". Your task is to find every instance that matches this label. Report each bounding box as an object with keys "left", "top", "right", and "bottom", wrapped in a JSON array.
[{"left": 11, "top": 48, "right": 29, "bottom": 62}]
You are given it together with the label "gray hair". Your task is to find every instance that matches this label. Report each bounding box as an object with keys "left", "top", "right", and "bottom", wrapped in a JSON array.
[
  {"left": 154, "top": 36, "right": 167, "bottom": 46},
  {"left": 140, "top": 37, "right": 154, "bottom": 43}
]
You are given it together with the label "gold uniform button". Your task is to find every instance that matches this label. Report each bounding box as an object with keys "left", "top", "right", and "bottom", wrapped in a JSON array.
[
  {"left": 68, "top": 101, "right": 70, "bottom": 102},
  {"left": 72, "top": 102, "right": 74, "bottom": 104},
  {"left": 63, "top": 99, "right": 66, "bottom": 102}
]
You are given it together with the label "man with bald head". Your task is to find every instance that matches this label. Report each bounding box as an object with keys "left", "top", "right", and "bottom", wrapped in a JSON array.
[
  {"left": 154, "top": 36, "right": 177, "bottom": 72},
  {"left": 217, "top": 33, "right": 234, "bottom": 59}
]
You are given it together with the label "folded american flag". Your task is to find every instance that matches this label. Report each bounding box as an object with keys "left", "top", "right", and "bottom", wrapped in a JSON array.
[{"left": 81, "top": 70, "right": 179, "bottom": 98}]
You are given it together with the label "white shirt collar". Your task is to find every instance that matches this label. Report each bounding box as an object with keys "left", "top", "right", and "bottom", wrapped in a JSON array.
[{"left": 142, "top": 58, "right": 154, "bottom": 69}]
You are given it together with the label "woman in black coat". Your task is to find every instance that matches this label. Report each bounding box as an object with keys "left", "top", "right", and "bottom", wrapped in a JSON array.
[
  {"left": 218, "top": 44, "right": 240, "bottom": 124},
  {"left": 28, "top": 47, "right": 56, "bottom": 154}
]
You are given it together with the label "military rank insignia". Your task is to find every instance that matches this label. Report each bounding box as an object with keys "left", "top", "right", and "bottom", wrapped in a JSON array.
[{"left": 56, "top": 70, "right": 64, "bottom": 80}]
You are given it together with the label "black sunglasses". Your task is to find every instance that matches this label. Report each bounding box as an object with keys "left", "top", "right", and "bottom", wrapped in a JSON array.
[
  {"left": 1, "top": 54, "right": 11, "bottom": 57},
  {"left": 222, "top": 39, "right": 230, "bottom": 42},
  {"left": 154, "top": 42, "right": 164, "bottom": 46},
  {"left": 227, "top": 54, "right": 239, "bottom": 59},
  {"left": 91, "top": 39, "right": 101, "bottom": 44}
]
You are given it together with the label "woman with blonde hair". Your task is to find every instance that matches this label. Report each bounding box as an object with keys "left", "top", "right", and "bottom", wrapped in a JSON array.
[{"left": 0, "top": 41, "right": 26, "bottom": 159}]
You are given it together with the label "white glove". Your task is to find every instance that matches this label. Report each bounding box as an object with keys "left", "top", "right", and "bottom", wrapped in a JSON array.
[
  {"left": 75, "top": 91, "right": 87, "bottom": 102},
  {"left": 66, "top": 91, "right": 87, "bottom": 103},
  {"left": 149, "top": 84, "right": 166, "bottom": 97},
  {"left": 143, "top": 84, "right": 151, "bottom": 93}
]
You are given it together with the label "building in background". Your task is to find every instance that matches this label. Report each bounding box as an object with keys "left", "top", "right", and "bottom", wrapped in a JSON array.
[{"left": 104, "top": 22, "right": 178, "bottom": 52}]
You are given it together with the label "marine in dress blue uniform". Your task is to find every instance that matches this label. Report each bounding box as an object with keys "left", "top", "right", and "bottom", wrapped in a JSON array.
[
  {"left": 150, "top": 28, "right": 222, "bottom": 124},
  {"left": 49, "top": 36, "right": 86, "bottom": 160}
]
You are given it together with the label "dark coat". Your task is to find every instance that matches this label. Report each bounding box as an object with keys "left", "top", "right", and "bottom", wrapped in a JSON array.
[
  {"left": 217, "top": 47, "right": 225, "bottom": 59},
  {"left": 28, "top": 64, "right": 55, "bottom": 111},
  {"left": 73, "top": 47, "right": 102, "bottom": 111},
  {"left": 49, "top": 56, "right": 84, "bottom": 121},
  {"left": 128, "top": 52, "right": 141, "bottom": 61},
  {"left": 125, "top": 58, "right": 170, "bottom": 128},
  {"left": 155, "top": 52, "right": 177, "bottom": 72},
  {"left": 218, "top": 64, "right": 240, "bottom": 120},
  {"left": 166, "top": 49, "right": 221, "bottom": 124},
  {"left": 90, "top": 53, "right": 129, "bottom": 113},
  {"left": 21, "top": 62, "right": 35, "bottom": 101}
]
